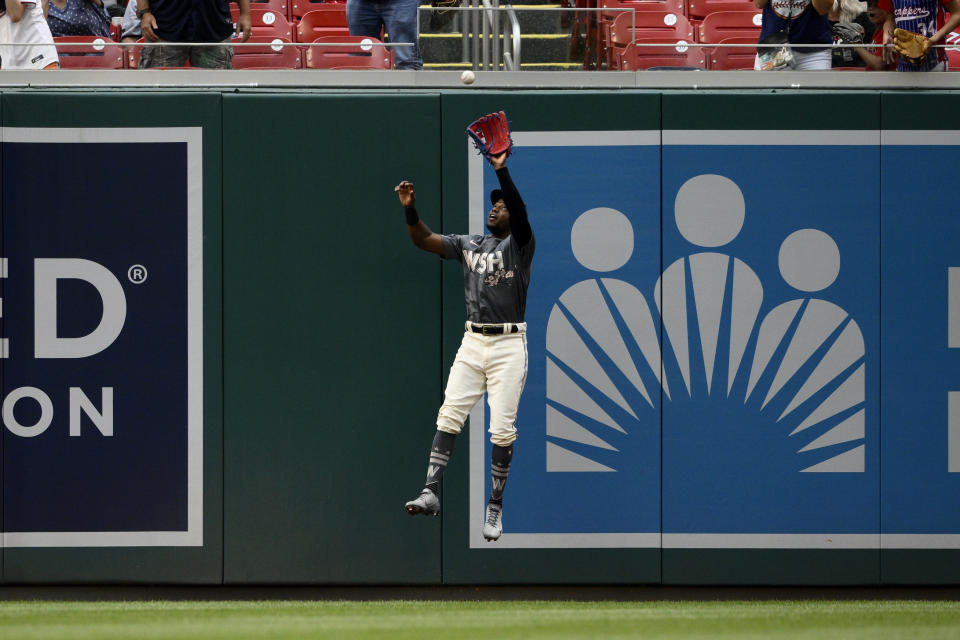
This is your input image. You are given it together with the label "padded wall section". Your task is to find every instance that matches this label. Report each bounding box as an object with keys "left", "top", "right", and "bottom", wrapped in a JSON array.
[
  {"left": 2, "top": 92, "right": 223, "bottom": 583},
  {"left": 439, "top": 92, "right": 663, "bottom": 584},
  {"left": 880, "top": 92, "right": 960, "bottom": 584},
  {"left": 660, "top": 92, "right": 882, "bottom": 585},
  {"left": 0, "top": 89, "right": 958, "bottom": 587},
  {"left": 221, "top": 94, "right": 443, "bottom": 584}
]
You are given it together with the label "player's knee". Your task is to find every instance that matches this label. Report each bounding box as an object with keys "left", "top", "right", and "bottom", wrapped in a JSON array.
[
  {"left": 437, "top": 424, "right": 461, "bottom": 436},
  {"left": 489, "top": 429, "right": 517, "bottom": 447},
  {"left": 436, "top": 411, "right": 465, "bottom": 434}
]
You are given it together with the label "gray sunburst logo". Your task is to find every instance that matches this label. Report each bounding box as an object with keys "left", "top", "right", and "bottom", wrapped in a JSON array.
[{"left": 546, "top": 174, "right": 865, "bottom": 474}]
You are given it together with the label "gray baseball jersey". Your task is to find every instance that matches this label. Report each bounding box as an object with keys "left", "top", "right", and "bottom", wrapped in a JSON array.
[{"left": 442, "top": 233, "right": 536, "bottom": 324}]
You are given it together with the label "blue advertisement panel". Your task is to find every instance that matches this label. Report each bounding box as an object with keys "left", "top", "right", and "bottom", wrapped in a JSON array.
[
  {"left": 1, "top": 128, "right": 202, "bottom": 547},
  {"left": 465, "top": 129, "right": 894, "bottom": 550},
  {"left": 881, "top": 131, "right": 960, "bottom": 547},
  {"left": 659, "top": 131, "right": 881, "bottom": 547},
  {"left": 467, "top": 131, "right": 662, "bottom": 548}
]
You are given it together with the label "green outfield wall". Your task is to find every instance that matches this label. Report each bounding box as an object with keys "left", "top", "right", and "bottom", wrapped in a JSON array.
[{"left": 2, "top": 89, "right": 959, "bottom": 586}]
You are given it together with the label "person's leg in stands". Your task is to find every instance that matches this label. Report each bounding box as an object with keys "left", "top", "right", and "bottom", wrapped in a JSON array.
[
  {"left": 346, "top": 0, "right": 386, "bottom": 45},
  {"left": 381, "top": 0, "right": 421, "bottom": 69},
  {"left": 189, "top": 38, "right": 234, "bottom": 69},
  {"left": 139, "top": 42, "right": 189, "bottom": 68}
]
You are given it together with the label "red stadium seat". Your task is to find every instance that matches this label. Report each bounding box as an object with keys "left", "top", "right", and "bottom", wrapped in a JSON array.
[
  {"left": 54, "top": 36, "right": 123, "bottom": 68},
  {"left": 303, "top": 35, "right": 393, "bottom": 68},
  {"left": 232, "top": 7, "right": 294, "bottom": 39},
  {"left": 126, "top": 38, "right": 143, "bottom": 68},
  {"left": 296, "top": 6, "right": 350, "bottom": 42},
  {"left": 618, "top": 37, "right": 705, "bottom": 68},
  {"left": 946, "top": 28, "right": 960, "bottom": 68},
  {"left": 706, "top": 35, "right": 756, "bottom": 69},
  {"left": 291, "top": 0, "right": 345, "bottom": 19},
  {"left": 698, "top": 10, "right": 762, "bottom": 43},
  {"left": 687, "top": 0, "right": 759, "bottom": 20},
  {"left": 600, "top": 0, "right": 684, "bottom": 16},
  {"left": 605, "top": 10, "right": 694, "bottom": 68},
  {"left": 231, "top": 36, "right": 302, "bottom": 68},
  {"left": 597, "top": 0, "right": 687, "bottom": 67},
  {"left": 249, "top": 0, "right": 290, "bottom": 20}
]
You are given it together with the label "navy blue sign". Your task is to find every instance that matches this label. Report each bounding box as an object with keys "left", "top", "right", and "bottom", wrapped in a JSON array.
[{"left": 2, "top": 129, "right": 202, "bottom": 546}]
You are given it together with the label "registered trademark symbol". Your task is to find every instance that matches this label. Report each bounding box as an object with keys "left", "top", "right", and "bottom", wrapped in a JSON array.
[{"left": 128, "top": 265, "right": 148, "bottom": 284}]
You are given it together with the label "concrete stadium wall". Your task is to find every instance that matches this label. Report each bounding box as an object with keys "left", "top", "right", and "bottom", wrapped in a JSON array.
[{"left": 1, "top": 89, "right": 958, "bottom": 586}]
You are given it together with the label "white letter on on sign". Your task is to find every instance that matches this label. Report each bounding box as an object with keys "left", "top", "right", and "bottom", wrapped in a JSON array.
[
  {"left": 70, "top": 387, "right": 114, "bottom": 437},
  {"left": 34, "top": 259, "right": 127, "bottom": 358},
  {"left": 3, "top": 387, "right": 54, "bottom": 437}
]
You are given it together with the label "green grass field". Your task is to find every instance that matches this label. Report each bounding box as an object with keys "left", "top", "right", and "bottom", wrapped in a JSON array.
[{"left": 2, "top": 600, "right": 960, "bottom": 639}]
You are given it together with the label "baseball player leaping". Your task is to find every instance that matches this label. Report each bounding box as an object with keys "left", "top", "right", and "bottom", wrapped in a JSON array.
[{"left": 395, "top": 113, "right": 533, "bottom": 542}]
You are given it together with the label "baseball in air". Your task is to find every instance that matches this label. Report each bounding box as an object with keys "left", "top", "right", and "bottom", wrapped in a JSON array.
[{"left": 461, "top": 70, "right": 476, "bottom": 84}]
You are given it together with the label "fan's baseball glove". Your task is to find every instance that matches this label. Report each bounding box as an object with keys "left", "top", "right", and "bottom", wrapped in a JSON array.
[{"left": 893, "top": 28, "right": 931, "bottom": 65}]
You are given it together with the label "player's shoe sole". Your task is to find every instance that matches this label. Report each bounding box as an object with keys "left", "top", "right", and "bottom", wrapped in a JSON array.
[{"left": 405, "top": 489, "right": 440, "bottom": 516}]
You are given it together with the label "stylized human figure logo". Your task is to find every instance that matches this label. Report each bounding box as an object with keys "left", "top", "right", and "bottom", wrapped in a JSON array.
[
  {"left": 544, "top": 174, "right": 866, "bottom": 474},
  {"left": 745, "top": 229, "right": 865, "bottom": 472},
  {"left": 657, "top": 174, "right": 763, "bottom": 397},
  {"left": 544, "top": 207, "right": 662, "bottom": 472}
]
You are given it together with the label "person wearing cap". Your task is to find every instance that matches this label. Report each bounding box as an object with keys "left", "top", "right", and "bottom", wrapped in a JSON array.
[{"left": 394, "top": 149, "right": 535, "bottom": 543}]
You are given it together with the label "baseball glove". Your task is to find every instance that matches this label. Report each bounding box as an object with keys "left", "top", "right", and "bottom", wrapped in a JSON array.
[
  {"left": 466, "top": 111, "right": 512, "bottom": 160},
  {"left": 893, "top": 28, "right": 931, "bottom": 65},
  {"left": 832, "top": 21, "right": 864, "bottom": 45}
]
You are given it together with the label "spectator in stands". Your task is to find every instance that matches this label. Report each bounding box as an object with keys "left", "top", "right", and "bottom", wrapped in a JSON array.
[
  {"left": 880, "top": 0, "right": 960, "bottom": 70},
  {"left": 0, "top": 0, "right": 60, "bottom": 68},
  {"left": 47, "top": 0, "right": 111, "bottom": 37},
  {"left": 119, "top": 0, "right": 138, "bottom": 40},
  {"left": 755, "top": 0, "right": 834, "bottom": 69},
  {"left": 855, "top": 0, "right": 895, "bottom": 68},
  {"left": 135, "top": 0, "right": 251, "bottom": 68},
  {"left": 346, "top": 0, "right": 421, "bottom": 69},
  {"left": 829, "top": 0, "right": 872, "bottom": 66}
]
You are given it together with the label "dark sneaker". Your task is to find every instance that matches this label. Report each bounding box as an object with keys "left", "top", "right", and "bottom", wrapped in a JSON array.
[{"left": 405, "top": 489, "right": 440, "bottom": 516}]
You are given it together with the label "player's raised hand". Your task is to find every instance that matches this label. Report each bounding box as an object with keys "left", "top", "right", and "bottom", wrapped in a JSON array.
[
  {"left": 395, "top": 180, "right": 416, "bottom": 208},
  {"left": 489, "top": 151, "right": 508, "bottom": 170}
]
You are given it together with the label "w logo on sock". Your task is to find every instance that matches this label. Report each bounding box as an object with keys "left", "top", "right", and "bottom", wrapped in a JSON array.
[{"left": 545, "top": 175, "right": 865, "bottom": 475}]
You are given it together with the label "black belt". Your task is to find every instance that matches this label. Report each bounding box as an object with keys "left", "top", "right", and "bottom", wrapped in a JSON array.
[{"left": 470, "top": 323, "right": 519, "bottom": 336}]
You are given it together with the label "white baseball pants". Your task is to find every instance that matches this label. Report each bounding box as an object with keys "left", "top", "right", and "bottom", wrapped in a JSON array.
[{"left": 436, "top": 322, "right": 528, "bottom": 446}]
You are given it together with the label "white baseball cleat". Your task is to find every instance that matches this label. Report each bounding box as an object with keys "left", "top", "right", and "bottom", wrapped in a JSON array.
[
  {"left": 405, "top": 489, "right": 440, "bottom": 516},
  {"left": 482, "top": 503, "right": 502, "bottom": 541}
]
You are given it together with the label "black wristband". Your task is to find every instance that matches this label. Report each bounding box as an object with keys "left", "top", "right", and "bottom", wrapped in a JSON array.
[{"left": 405, "top": 206, "right": 419, "bottom": 226}]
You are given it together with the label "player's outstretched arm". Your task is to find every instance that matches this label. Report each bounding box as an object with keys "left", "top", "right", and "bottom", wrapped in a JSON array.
[
  {"left": 489, "top": 154, "right": 531, "bottom": 248},
  {"left": 395, "top": 180, "right": 445, "bottom": 256}
]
